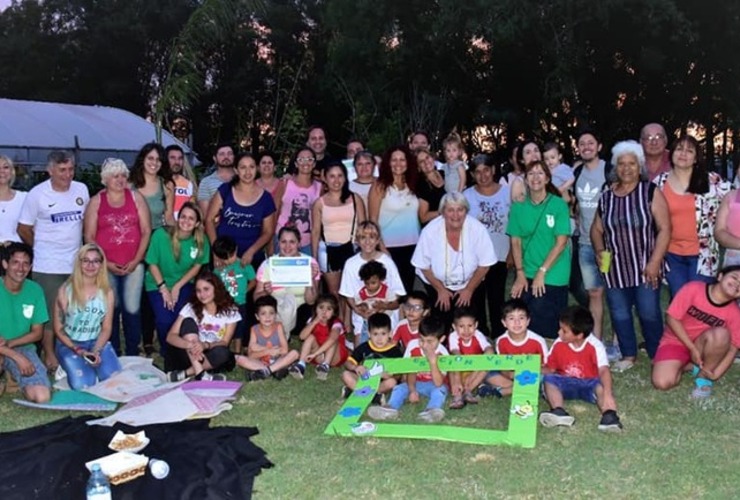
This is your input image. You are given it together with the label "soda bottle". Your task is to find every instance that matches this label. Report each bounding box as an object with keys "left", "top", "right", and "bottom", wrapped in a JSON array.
[{"left": 86, "top": 463, "right": 112, "bottom": 500}]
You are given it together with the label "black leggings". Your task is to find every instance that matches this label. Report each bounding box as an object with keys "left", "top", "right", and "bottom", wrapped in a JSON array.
[{"left": 164, "top": 318, "right": 236, "bottom": 372}]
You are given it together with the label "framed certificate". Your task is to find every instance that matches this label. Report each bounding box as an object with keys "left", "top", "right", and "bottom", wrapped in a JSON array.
[{"left": 269, "top": 256, "right": 312, "bottom": 287}]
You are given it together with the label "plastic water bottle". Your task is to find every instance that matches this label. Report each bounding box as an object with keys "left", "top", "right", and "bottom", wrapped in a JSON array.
[{"left": 86, "top": 463, "right": 112, "bottom": 500}]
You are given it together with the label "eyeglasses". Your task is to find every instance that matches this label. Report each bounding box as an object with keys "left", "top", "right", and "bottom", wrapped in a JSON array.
[
  {"left": 296, "top": 157, "right": 316, "bottom": 164},
  {"left": 403, "top": 304, "right": 425, "bottom": 312},
  {"left": 641, "top": 134, "right": 666, "bottom": 143},
  {"left": 81, "top": 259, "right": 102, "bottom": 265}
]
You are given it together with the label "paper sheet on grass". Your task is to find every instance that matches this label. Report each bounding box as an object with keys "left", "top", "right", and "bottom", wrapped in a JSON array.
[{"left": 13, "top": 390, "right": 117, "bottom": 412}]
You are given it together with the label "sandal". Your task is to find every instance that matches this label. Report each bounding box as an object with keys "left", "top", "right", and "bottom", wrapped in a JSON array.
[
  {"left": 691, "top": 378, "right": 713, "bottom": 399},
  {"left": 463, "top": 391, "right": 479, "bottom": 405},
  {"left": 449, "top": 396, "right": 466, "bottom": 410}
]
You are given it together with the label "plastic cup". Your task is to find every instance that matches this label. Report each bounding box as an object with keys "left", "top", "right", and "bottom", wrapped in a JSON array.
[
  {"left": 599, "top": 250, "right": 612, "bottom": 274},
  {"left": 149, "top": 459, "right": 170, "bottom": 479}
]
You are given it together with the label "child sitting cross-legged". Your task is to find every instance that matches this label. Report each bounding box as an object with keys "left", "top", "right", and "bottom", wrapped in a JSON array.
[
  {"left": 478, "top": 298, "right": 549, "bottom": 398},
  {"left": 368, "top": 315, "right": 450, "bottom": 423},
  {"left": 447, "top": 307, "right": 494, "bottom": 410},
  {"left": 341, "top": 313, "right": 403, "bottom": 402},
  {"left": 235, "top": 295, "right": 299, "bottom": 381},
  {"left": 347, "top": 260, "right": 399, "bottom": 348},
  {"left": 391, "top": 291, "right": 430, "bottom": 351},
  {"left": 539, "top": 305, "right": 623, "bottom": 432}
]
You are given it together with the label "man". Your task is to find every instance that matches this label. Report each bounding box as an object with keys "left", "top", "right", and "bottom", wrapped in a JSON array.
[
  {"left": 306, "top": 126, "right": 333, "bottom": 179},
  {"left": 197, "top": 142, "right": 235, "bottom": 215},
  {"left": 640, "top": 123, "right": 671, "bottom": 181},
  {"left": 346, "top": 138, "right": 364, "bottom": 160},
  {"left": 17, "top": 150, "right": 89, "bottom": 370},
  {"left": 166, "top": 144, "right": 195, "bottom": 219},
  {"left": 0, "top": 243, "right": 51, "bottom": 402}
]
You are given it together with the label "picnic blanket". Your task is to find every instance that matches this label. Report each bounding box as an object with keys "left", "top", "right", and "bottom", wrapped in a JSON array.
[
  {"left": 13, "top": 390, "right": 117, "bottom": 412},
  {"left": 0, "top": 416, "right": 273, "bottom": 500}
]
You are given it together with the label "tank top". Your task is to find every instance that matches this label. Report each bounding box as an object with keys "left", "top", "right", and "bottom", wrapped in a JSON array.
[
  {"left": 141, "top": 178, "right": 166, "bottom": 230},
  {"left": 173, "top": 175, "right": 194, "bottom": 219},
  {"left": 64, "top": 285, "right": 107, "bottom": 342},
  {"left": 378, "top": 185, "right": 420, "bottom": 248},
  {"left": 252, "top": 324, "right": 283, "bottom": 364},
  {"left": 321, "top": 197, "right": 356, "bottom": 244},
  {"left": 277, "top": 178, "right": 322, "bottom": 248},
  {"left": 663, "top": 182, "right": 699, "bottom": 255},
  {"left": 96, "top": 189, "right": 142, "bottom": 265}
]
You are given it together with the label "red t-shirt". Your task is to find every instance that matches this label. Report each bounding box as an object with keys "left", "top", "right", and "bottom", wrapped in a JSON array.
[
  {"left": 495, "top": 330, "right": 549, "bottom": 364},
  {"left": 392, "top": 319, "right": 419, "bottom": 350},
  {"left": 448, "top": 330, "right": 491, "bottom": 355},
  {"left": 546, "top": 336, "right": 607, "bottom": 379},
  {"left": 404, "top": 339, "right": 449, "bottom": 383}
]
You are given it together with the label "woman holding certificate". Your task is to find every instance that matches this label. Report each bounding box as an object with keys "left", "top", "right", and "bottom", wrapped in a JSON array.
[{"left": 254, "top": 226, "right": 320, "bottom": 337}]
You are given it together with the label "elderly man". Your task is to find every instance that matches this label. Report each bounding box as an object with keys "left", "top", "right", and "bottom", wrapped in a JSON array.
[
  {"left": 640, "top": 123, "right": 672, "bottom": 181},
  {"left": 17, "top": 150, "right": 89, "bottom": 370},
  {"left": 0, "top": 243, "right": 51, "bottom": 402}
]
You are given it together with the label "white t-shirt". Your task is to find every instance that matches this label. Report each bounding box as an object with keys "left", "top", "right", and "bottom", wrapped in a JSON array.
[
  {"left": 0, "top": 190, "right": 27, "bottom": 243},
  {"left": 179, "top": 302, "right": 241, "bottom": 343},
  {"left": 412, "top": 215, "right": 498, "bottom": 291},
  {"left": 18, "top": 180, "right": 89, "bottom": 274}
]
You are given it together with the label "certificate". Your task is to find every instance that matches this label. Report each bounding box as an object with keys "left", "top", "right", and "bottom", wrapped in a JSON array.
[{"left": 269, "top": 256, "right": 312, "bottom": 287}]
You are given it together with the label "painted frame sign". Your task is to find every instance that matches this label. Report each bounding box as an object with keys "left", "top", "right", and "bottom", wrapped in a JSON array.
[{"left": 324, "top": 354, "right": 541, "bottom": 448}]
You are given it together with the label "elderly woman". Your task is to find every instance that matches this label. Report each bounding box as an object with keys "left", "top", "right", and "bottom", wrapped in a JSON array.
[
  {"left": 411, "top": 192, "right": 497, "bottom": 332},
  {"left": 653, "top": 135, "right": 731, "bottom": 297},
  {"left": 591, "top": 141, "right": 671, "bottom": 371},
  {"left": 507, "top": 160, "right": 570, "bottom": 339},
  {"left": 0, "top": 155, "right": 26, "bottom": 246},
  {"left": 84, "top": 158, "right": 151, "bottom": 356}
]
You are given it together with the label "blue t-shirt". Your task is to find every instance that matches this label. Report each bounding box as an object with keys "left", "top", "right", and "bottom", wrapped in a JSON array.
[{"left": 217, "top": 184, "right": 276, "bottom": 256}]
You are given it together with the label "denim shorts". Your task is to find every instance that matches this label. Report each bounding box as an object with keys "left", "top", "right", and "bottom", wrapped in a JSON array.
[
  {"left": 543, "top": 374, "right": 599, "bottom": 404},
  {"left": 3, "top": 345, "right": 51, "bottom": 389},
  {"left": 579, "top": 244, "right": 605, "bottom": 290}
]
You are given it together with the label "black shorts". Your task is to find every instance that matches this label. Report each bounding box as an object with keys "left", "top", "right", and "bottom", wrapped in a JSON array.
[{"left": 325, "top": 241, "right": 356, "bottom": 272}]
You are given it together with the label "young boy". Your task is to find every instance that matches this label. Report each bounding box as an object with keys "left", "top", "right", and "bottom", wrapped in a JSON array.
[
  {"left": 392, "top": 291, "right": 430, "bottom": 350},
  {"left": 213, "top": 236, "right": 256, "bottom": 353},
  {"left": 341, "top": 313, "right": 404, "bottom": 401},
  {"left": 348, "top": 260, "right": 399, "bottom": 348},
  {"left": 543, "top": 142, "right": 574, "bottom": 202},
  {"left": 479, "top": 299, "right": 549, "bottom": 397},
  {"left": 652, "top": 266, "right": 740, "bottom": 398},
  {"left": 447, "top": 308, "right": 494, "bottom": 409},
  {"left": 368, "top": 316, "right": 449, "bottom": 423},
  {"left": 540, "top": 305, "right": 623, "bottom": 432}
]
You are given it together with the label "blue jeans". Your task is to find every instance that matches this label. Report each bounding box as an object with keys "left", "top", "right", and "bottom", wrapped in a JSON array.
[
  {"left": 147, "top": 283, "right": 194, "bottom": 356},
  {"left": 108, "top": 264, "right": 144, "bottom": 356},
  {"left": 578, "top": 244, "right": 605, "bottom": 290},
  {"left": 56, "top": 340, "right": 121, "bottom": 390},
  {"left": 605, "top": 285, "right": 663, "bottom": 358},
  {"left": 665, "top": 252, "right": 714, "bottom": 299},
  {"left": 522, "top": 283, "right": 569, "bottom": 339},
  {"left": 387, "top": 381, "right": 448, "bottom": 411}
]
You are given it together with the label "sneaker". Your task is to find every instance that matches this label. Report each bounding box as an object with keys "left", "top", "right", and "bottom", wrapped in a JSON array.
[
  {"left": 477, "top": 384, "right": 503, "bottom": 398},
  {"left": 605, "top": 343, "right": 621, "bottom": 363},
  {"left": 539, "top": 407, "right": 575, "bottom": 427},
  {"left": 167, "top": 370, "right": 187, "bottom": 382},
  {"left": 612, "top": 359, "right": 635, "bottom": 373},
  {"left": 143, "top": 344, "right": 156, "bottom": 357},
  {"left": 449, "top": 396, "right": 466, "bottom": 410},
  {"left": 199, "top": 371, "right": 227, "bottom": 382},
  {"left": 598, "top": 410, "right": 623, "bottom": 432},
  {"left": 370, "top": 393, "right": 386, "bottom": 406},
  {"left": 272, "top": 368, "right": 289, "bottom": 380},
  {"left": 288, "top": 363, "right": 305, "bottom": 380},
  {"left": 367, "top": 406, "right": 399, "bottom": 421},
  {"left": 244, "top": 370, "right": 258, "bottom": 382},
  {"left": 691, "top": 378, "right": 713, "bottom": 399},
  {"left": 315, "top": 363, "right": 330, "bottom": 381},
  {"left": 463, "top": 391, "right": 479, "bottom": 405},
  {"left": 418, "top": 408, "right": 445, "bottom": 423},
  {"left": 341, "top": 386, "right": 352, "bottom": 399}
]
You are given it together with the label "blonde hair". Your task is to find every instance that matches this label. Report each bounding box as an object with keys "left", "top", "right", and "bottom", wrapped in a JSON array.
[
  {"left": 442, "top": 132, "right": 463, "bottom": 150},
  {"left": 0, "top": 155, "right": 16, "bottom": 186},
  {"left": 171, "top": 202, "right": 205, "bottom": 261},
  {"left": 68, "top": 243, "right": 110, "bottom": 311}
]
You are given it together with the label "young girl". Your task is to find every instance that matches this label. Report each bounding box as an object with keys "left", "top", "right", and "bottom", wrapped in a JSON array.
[
  {"left": 289, "top": 294, "right": 349, "bottom": 380},
  {"left": 53, "top": 244, "right": 120, "bottom": 390},
  {"left": 237, "top": 295, "right": 299, "bottom": 380},
  {"left": 165, "top": 271, "right": 240, "bottom": 381},
  {"left": 442, "top": 133, "right": 467, "bottom": 193}
]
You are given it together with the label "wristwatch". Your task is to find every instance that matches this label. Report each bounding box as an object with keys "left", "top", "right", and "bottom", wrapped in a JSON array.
[{"left": 538, "top": 266, "right": 548, "bottom": 274}]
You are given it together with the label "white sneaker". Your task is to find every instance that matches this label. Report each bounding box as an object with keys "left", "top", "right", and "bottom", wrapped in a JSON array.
[
  {"left": 418, "top": 408, "right": 445, "bottom": 423},
  {"left": 612, "top": 359, "right": 635, "bottom": 373},
  {"left": 367, "top": 406, "right": 399, "bottom": 421}
]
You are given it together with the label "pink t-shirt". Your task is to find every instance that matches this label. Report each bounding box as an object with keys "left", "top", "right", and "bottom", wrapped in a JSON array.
[{"left": 277, "top": 178, "right": 322, "bottom": 248}]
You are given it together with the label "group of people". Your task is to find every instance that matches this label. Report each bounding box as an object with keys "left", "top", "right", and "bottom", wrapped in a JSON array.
[{"left": 0, "top": 122, "right": 739, "bottom": 428}]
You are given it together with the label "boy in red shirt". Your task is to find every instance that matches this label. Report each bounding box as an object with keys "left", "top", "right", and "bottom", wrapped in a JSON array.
[
  {"left": 540, "top": 306, "right": 623, "bottom": 432},
  {"left": 447, "top": 307, "right": 494, "bottom": 409},
  {"left": 392, "top": 291, "right": 430, "bottom": 350}
]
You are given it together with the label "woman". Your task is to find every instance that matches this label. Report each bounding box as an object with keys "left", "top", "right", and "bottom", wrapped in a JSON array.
[
  {"left": 507, "top": 160, "right": 571, "bottom": 339},
  {"left": 131, "top": 143, "right": 175, "bottom": 230},
  {"left": 165, "top": 271, "right": 238, "bottom": 380},
  {"left": 368, "top": 145, "right": 421, "bottom": 292},
  {"left": 349, "top": 150, "right": 377, "bottom": 212},
  {"left": 206, "top": 152, "right": 276, "bottom": 269},
  {"left": 463, "top": 154, "right": 512, "bottom": 335},
  {"left": 254, "top": 226, "right": 320, "bottom": 336},
  {"left": 591, "top": 141, "right": 671, "bottom": 370},
  {"left": 416, "top": 148, "right": 446, "bottom": 224},
  {"left": 273, "top": 148, "right": 322, "bottom": 256},
  {"left": 256, "top": 151, "right": 283, "bottom": 206},
  {"left": 0, "top": 155, "right": 26, "bottom": 245},
  {"left": 312, "top": 162, "right": 365, "bottom": 298},
  {"left": 145, "top": 201, "right": 210, "bottom": 354},
  {"left": 510, "top": 140, "right": 541, "bottom": 202},
  {"left": 83, "top": 158, "right": 151, "bottom": 356},
  {"left": 411, "top": 192, "right": 497, "bottom": 332},
  {"left": 53, "top": 244, "right": 120, "bottom": 390},
  {"left": 715, "top": 187, "right": 740, "bottom": 266},
  {"left": 653, "top": 135, "right": 730, "bottom": 297}
]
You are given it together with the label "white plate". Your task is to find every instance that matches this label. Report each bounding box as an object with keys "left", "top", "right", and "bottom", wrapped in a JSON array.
[{"left": 107, "top": 430, "right": 150, "bottom": 453}]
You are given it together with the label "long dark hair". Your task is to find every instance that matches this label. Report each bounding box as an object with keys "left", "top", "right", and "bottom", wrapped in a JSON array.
[
  {"left": 324, "top": 161, "right": 352, "bottom": 203},
  {"left": 130, "top": 142, "right": 171, "bottom": 188},
  {"left": 670, "top": 135, "right": 708, "bottom": 195},
  {"left": 229, "top": 152, "right": 256, "bottom": 186},
  {"left": 377, "top": 145, "right": 419, "bottom": 194},
  {"left": 189, "top": 270, "right": 237, "bottom": 322}
]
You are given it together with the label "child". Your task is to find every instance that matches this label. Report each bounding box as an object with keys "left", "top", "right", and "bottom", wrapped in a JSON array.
[
  {"left": 213, "top": 236, "right": 256, "bottom": 353},
  {"left": 442, "top": 133, "right": 467, "bottom": 193},
  {"left": 447, "top": 308, "right": 494, "bottom": 409},
  {"left": 392, "top": 291, "right": 430, "bottom": 350},
  {"left": 368, "top": 315, "right": 450, "bottom": 423},
  {"left": 236, "top": 295, "right": 299, "bottom": 381},
  {"left": 341, "top": 313, "right": 403, "bottom": 400},
  {"left": 480, "top": 299, "right": 549, "bottom": 397},
  {"left": 540, "top": 306, "right": 623, "bottom": 432},
  {"left": 542, "top": 142, "right": 574, "bottom": 203},
  {"left": 348, "top": 260, "right": 399, "bottom": 348},
  {"left": 289, "top": 294, "right": 349, "bottom": 380},
  {"left": 651, "top": 266, "right": 740, "bottom": 398}
]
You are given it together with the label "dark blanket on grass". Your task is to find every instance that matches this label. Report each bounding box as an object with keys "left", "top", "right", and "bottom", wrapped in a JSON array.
[{"left": 0, "top": 416, "right": 273, "bottom": 500}]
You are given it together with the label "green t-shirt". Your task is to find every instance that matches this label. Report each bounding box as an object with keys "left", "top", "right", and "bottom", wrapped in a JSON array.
[
  {"left": 506, "top": 194, "right": 571, "bottom": 286},
  {"left": 144, "top": 228, "right": 211, "bottom": 291},
  {"left": 0, "top": 279, "right": 49, "bottom": 341},
  {"left": 216, "top": 261, "right": 255, "bottom": 305}
]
